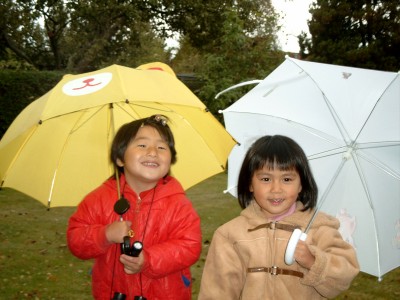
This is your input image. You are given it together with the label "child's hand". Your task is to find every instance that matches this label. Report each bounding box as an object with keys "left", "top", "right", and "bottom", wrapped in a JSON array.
[
  {"left": 294, "top": 240, "right": 315, "bottom": 269},
  {"left": 120, "top": 252, "right": 144, "bottom": 274},
  {"left": 105, "top": 220, "right": 132, "bottom": 243}
]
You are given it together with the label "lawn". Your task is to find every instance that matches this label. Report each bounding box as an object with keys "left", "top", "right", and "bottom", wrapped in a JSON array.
[{"left": 0, "top": 173, "right": 399, "bottom": 299}]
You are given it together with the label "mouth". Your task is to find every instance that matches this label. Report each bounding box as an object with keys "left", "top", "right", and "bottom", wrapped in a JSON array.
[
  {"left": 269, "top": 198, "right": 284, "bottom": 205},
  {"left": 142, "top": 161, "right": 159, "bottom": 167}
]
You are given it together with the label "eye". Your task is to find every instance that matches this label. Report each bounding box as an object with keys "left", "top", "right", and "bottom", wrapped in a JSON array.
[
  {"left": 157, "top": 143, "right": 168, "bottom": 150},
  {"left": 283, "top": 176, "right": 295, "bottom": 183}
]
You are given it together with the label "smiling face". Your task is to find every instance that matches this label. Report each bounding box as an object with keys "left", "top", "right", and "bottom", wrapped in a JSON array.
[
  {"left": 117, "top": 125, "right": 172, "bottom": 194},
  {"left": 250, "top": 164, "right": 302, "bottom": 219}
]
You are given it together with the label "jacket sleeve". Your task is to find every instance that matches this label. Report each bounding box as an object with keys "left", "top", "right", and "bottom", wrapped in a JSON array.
[
  {"left": 198, "top": 228, "right": 244, "bottom": 300},
  {"left": 67, "top": 191, "right": 112, "bottom": 260},
  {"left": 300, "top": 224, "right": 360, "bottom": 298},
  {"left": 140, "top": 196, "right": 202, "bottom": 278}
]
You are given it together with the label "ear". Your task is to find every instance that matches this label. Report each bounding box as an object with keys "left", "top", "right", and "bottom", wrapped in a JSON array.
[
  {"left": 249, "top": 184, "right": 254, "bottom": 192},
  {"left": 116, "top": 158, "right": 124, "bottom": 167}
]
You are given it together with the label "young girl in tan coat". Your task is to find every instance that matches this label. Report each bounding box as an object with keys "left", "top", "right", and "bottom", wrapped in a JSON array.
[{"left": 199, "top": 135, "right": 359, "bottom": 299}]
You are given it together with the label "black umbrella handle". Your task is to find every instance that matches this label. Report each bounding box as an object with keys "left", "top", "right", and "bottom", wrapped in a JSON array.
[{"left": 120, "top": 237, "right": 143, "bottom": 257}]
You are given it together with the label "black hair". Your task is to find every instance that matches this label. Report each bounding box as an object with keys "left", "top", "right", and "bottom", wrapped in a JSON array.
[
  {"left": 110, "top": 114, "right": 177, "bottom": 175},
  {"left": 237, "top": 135, "right": 318, "bottom": 211}
]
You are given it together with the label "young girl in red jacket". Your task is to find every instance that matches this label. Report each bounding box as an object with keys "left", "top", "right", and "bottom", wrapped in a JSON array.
[
  {"left": 199, "top": 135, "right": 359, "bottom": 299},
  {"left": 67, "top": 115, "right": 202, "bottom": 300}
]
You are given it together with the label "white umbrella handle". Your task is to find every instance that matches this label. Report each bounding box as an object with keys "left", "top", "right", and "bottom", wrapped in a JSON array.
[{"left": 284, "top": 228, "right": 308, "bottom": 265}]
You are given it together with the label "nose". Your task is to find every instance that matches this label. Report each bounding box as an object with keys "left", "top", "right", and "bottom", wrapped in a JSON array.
[
  {"left": 270, "top": 180, "right": 282, "bottom": 192},
  {"left": 146, "top": 146, "right": 157, "bottom": 157}
]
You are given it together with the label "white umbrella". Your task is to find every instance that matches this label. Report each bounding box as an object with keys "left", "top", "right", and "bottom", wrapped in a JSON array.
[{"left": 221, "top": 57, "right": 400, "bottom": 280}]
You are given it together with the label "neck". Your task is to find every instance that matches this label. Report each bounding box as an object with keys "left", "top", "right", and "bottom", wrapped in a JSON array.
[{"left": 269, "top": 202, "right": 297, "bottom": 221}]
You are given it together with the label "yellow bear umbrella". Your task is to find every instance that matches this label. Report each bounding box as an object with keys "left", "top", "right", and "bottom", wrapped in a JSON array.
[{"left": 0, "top": 62, "right": 236, "bottom": 208}]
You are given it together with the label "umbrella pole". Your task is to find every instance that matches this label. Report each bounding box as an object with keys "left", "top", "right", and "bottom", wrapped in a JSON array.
[
  {"left": 285, "top": 156, "right": 348, "bottom": 265},
  {"left": 115, "top": 168, "right": 121, "bottom": 200},
  {"left": 109, "top": 102, "right": 122, "bottom": 204},
  {"left": 305, "top": 156, "right": 348, "bottom": 233},
  {"left": 109, "top": 103, "right": 126, "bottom": 221}
]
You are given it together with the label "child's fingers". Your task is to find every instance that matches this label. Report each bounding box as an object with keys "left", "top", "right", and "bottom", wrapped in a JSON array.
[{"left": 295, "top": 241, "right": 315, "bottom": 269}]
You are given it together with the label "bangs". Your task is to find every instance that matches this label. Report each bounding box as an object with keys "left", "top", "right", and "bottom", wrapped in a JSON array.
[
  {"left": 257, "top": 155, "right": 298, "bottom": 172},
  {"left": 253, "top": 137, "right": 300, "bottom": 172}
]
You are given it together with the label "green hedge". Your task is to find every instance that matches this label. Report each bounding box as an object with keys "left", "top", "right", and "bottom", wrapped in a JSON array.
[{"left": 0, "top": 70, "right": 64, "bottom": 138}]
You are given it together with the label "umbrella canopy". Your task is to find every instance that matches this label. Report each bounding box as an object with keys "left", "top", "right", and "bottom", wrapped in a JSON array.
[
  {"left": 0, "top": 62, "right": 235, "bottom": 208},
  {"left": 222, "top": 57, "right": 400, "bottom": 280}
]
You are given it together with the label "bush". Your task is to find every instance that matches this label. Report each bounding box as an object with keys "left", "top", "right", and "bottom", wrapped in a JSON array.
[{"left": 0, "top": 70, "right": 63, "bottom": 138}]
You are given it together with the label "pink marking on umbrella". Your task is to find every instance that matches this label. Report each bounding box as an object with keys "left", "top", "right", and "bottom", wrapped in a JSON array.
[
  {"left": 147, "top": 67, "right": 164, "bottom": 71},
  {"left": 72, "top": 78, "right": 102, "bottom": 90}
]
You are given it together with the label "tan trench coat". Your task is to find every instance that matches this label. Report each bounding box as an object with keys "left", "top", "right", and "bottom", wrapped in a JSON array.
[{"left": 198, "top": 201, "right": 359, "bottom": 299}]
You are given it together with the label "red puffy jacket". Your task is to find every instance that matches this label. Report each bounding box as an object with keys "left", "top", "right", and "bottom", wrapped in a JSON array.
[{"left": 67, "top": 174, "right": 202, "bottom": 299}]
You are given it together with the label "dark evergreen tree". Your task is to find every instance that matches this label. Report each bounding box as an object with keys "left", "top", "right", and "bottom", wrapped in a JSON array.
[{"left": 300, "top": 0, "right": 400, "bottom": 71}]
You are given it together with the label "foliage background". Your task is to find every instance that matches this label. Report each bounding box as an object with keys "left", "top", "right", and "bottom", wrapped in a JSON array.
[
  {"left": 0, "top": 70, "right": 63, "bottom": 138},
  {"left": 2, "top": 0, "right": 399, "bottom": 138},
  {"left": 299, "top": 0, "right": 400, "bottom": 71}
]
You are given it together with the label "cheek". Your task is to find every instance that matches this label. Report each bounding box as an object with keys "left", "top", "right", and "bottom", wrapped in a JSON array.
[
  {"left": 249, "top": 175, "right": 257, "bottom": 192},
  {"left": 163, "top": 152, "right": 172, "bottom": 163},
  {"left": 298, "top": 184, "right": 302, "bottom": 194}
]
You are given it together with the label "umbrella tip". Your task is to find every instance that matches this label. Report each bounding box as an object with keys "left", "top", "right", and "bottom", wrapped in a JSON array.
[{"left": 343, "top": 148, "right": 353, "bottom": 160}]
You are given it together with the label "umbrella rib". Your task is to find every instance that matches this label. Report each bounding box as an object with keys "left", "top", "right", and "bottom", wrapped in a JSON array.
[
  {"left": 304, "top": 158, "right": 346, "bottom": 233},
  {"left": 46, "top": 105, "right": 108, "bottom": 208},
  {"left": 351, "top": 149, "right": 382, "bottom": 277},
  {"left": 117, "top": 102, "right": 172, "bottom": 116},
  {"left": 113, "top": 102, "right": 140, "bottom": 119},
  {"left": 353, "top": 73, "right": 400, "bottom": 143},
  {"left": 228, "top": 111, "right": 347, "bottom": 152},
  {"left": 356, "top": 144, "right": 400, "bottom": 180},
  {"left": 310, "top": 142, "right": 400, "bottom": 180},
  {"left": 287, "top": 57, "right": 352, "bottom": 145},
  {"left": 227, "top": 110, "right": 354, "bottom": 163},
  {"left": 306, "top": 147, "right": 389, "bottom": 277},
  {"left": 214, "top": 80, "right": 263, "bottom": 99},
  {"left": 0, "top": 124, "right": 39, "bottom": 186},
  {"left": 323, "top": 96, "right": 352, "bottom": 144},
  {"left": 127, "top": 102, "right": 229, "bottom": 172},
  {"left": 352, "top": 149, "right": 375, "bottom": 208},
  {"left": 307, "top": 146, "right": 348, "bottom": 160},
  {"left": 70, "top": 106, "right": 108, "bottom": 134}
]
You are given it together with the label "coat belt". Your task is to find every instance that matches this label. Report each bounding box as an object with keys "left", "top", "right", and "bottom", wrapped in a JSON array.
[
  {"left": 247, "top": 266, "right": 304, "bottom": 278},
  {"left": 248, "top": 222, "right": 300, "bottom": 232}
]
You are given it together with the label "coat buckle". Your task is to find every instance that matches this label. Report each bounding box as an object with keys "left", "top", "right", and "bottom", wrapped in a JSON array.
[{"left": 271, "top": 266, "right": 278, "bottom": 275}]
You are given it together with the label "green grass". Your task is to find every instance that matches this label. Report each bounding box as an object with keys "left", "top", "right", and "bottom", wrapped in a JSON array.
[{"left": 1, "top": 173, "right": 399, "bottom": 299}]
